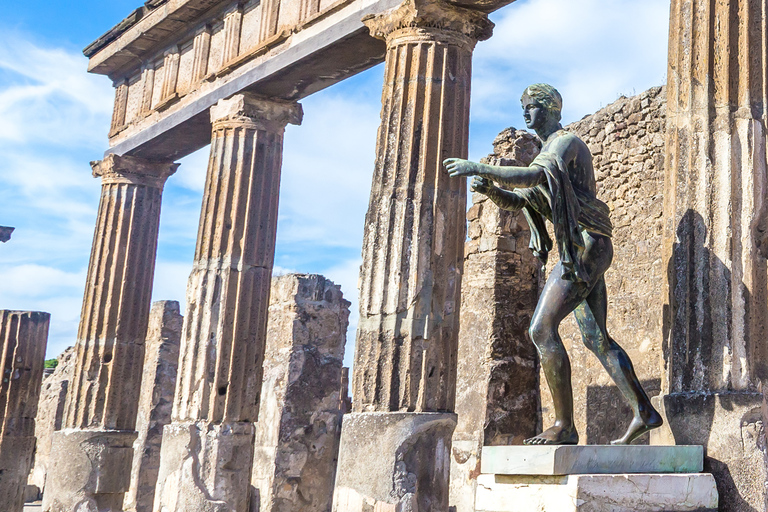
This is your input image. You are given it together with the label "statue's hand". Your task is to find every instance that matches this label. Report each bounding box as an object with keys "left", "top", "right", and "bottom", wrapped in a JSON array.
[
  {"left": 471, "top": 176, "right": 494, "bottom": 195},
  {"left": 443, "top": 158, "right": 479, "bottom": 178}
]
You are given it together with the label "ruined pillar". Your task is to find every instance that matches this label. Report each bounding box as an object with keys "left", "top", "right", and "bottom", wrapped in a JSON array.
[
  {"left": 28, "top": 346, "right": 76, "bottom": 499},
  {"left": 333, "top": 1, "right": 493, "bottom": 509},
  {"left": 250, "top": 274, "right": 349, "bottom": 512},
  {"left": 655, "top": 0, "right": 768, "bottom": 509},
  {"left": 0, "top": 311, "right": 49, "bottom": 512},
  {"left": 124, "top": 301, "right": 182, "bottom": 512},
  {"left": 449, "top": 129, "right": 542, "bottom": 512},
  {"left": 43, "top": 154, "right": 177, "bottom": 512},
  {"left": 154, "top": 93, "right": 302, "bottom": 512}
]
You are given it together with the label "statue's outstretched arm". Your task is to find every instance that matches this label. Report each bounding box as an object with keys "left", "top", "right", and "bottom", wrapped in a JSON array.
[
  {"left": 471, "top": 177, "right": 526, "bottom": 211},
  {"left": 444, "top": 158, "right": 545, "bottom": 189}
]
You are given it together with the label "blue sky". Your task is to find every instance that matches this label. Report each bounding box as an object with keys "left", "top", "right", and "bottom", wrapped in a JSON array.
[{"left": 0, "top": 0, "right": 670, "bottom": 366}]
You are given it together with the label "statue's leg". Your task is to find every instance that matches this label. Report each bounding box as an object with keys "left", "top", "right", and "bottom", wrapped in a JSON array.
[
  {"left": 524, "top": 263, "right": 591, "bottom": 445},
  {"left": 573, "top": 278, "right": 663, "bottom": 444}
]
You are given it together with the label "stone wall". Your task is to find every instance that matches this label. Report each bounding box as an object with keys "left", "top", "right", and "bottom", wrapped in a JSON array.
[{"left": 486, "top": 86, "right": 667, "bottom": 444}]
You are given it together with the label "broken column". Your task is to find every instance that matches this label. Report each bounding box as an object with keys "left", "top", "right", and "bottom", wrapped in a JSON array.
[
  {"left": 449, "top": 129, "right": 542, "bottom": 512},
  {"left": 655, "top": 0, "right": 768, "bottom": 509},
  {"left": 28, "top": 346, "right": 76, "bottom": 499},
  {"left": 0, "top": 311, "right": 49, "bottom": 512},
  {"left": 154, "top": 93, "right": 302, "bottom": 512},
  {"left": 250, "top": 274, "right": 350, "bottom": 512},
  {"left": 333, "top": 1, "right": 492, "bottom": 509},
  {"left": 124, "top": 301, "right": 182, "bottom": 512},
  {"left": 43, "top": 155, "right": 178, "bottom": 512}
]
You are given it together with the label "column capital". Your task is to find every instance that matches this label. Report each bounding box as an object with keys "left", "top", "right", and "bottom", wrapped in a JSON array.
[
  {"left": 362, "top": 0, "right": 493, "bottom": 47},
  {"left": 210, "top": 93, "right": 303, "bottom": 131},
  {"left": 91, "top": 154, "right": 179, "bottom": 189}
]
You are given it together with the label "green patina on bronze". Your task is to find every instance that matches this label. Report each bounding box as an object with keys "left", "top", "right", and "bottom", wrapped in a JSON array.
[{"left": 444, "top": 84, "right": 662, "bottom": 446}]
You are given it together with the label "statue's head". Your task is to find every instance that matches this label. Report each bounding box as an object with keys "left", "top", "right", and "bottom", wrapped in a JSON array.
[{"left": 521, "top": 83, "right": 563, "bottom": 130}]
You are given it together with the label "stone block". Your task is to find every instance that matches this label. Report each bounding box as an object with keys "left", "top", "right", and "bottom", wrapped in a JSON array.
[
  {"left": 153, "top": 421, "right": 255, "bottom": 512},
  {"left": 474, "top": 473, "right": 718, "bottom": 512},
  {"left": 480, "top": 445, "right": 703, "bottom": 475},
  {"left": 124, "top": 300, "right": 182, "bottom": 512},
  {"left": 28, "top": 346, "right": 76, "bottom": 495},
  {"left": 42, "top": 429, "right": 137, "bottom": 512},
  {"left": 333, "top": 412, "right": 456, "bottom": 512},
  {"left": 651, "top": 392, "right": 766, "bottom": 511},
  {"left": 250, "top": 274, "right": 349, "bottom": 512}
]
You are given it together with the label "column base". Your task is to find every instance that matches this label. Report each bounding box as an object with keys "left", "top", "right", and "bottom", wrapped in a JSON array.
[
  {"left": 154, "top": 421, "right": 255, "bottom": 512},
  {"left": 0, "top": 435, "right": 36, "bottom": 512},
  {"left": 651, "top": 391, "right": 766, "bottom": 511},
  {"left": 42, "top": 429, "right": 137, "bottom": 512},
  {"left": 332, "top": 412, "right": 456, "bottom": 512}
]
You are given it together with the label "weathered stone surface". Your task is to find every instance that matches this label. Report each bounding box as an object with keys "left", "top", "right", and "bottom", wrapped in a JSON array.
[
  {"left": 480, "top": 445, "right": 703, "bottom": 476},
  {"left": 332, "top": 412, "right": 456, "bottom": 512},
  {"left": 155, "top": 94, "right": 301, "bottom": 512},
  {"left": 449, "top": 128, "right": 541, "bottom": 512},
  {"left": 651, "top": 392, "right": 765, "bottom": 512},
  {"left": 474, "top": 473, "right": 719, "bottom": 512},
  {"left": 0, "top": 226, "right": 14, "bottom": 243},
  {"left": 660, "top": 1, "right": 768, "bottom": 509},
  {"left": 124, "top": 301, "right": 182, "bottom": 512},
  {"left": 44, "top": 155, "right": 177, "bottom": 512},
  {"left": 352, "top": 0, "right": 492, "bottom": 415},
  {"left": 154, "top": 421, "right": 255, "bottom": 512},
  {"left": 340, "top": 2, "right": 491, "bottom": 508},
  {"left": 0, "top": 311, "right": 49, "bottom": 512},
  {"left": 44, "top": 430, "right": 138, "bottom": 512},
  {"left": 250, "top": 274, "right": 349, "bottom": 512},
  {"left": 533, "top": 87, "right": 667, "bottom": 444},
  {"left": 28, "top": 346, "right": 76, "bottom": 498}
]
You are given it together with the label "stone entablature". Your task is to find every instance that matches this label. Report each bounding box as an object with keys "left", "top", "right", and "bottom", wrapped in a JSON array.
[{"left": 85, "top": 0, "right": 516, "bottom": 160}]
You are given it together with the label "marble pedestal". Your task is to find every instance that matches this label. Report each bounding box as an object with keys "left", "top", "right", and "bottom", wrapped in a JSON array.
[{"left": 475, "top": 446, "right": 718, "bottom": 512}]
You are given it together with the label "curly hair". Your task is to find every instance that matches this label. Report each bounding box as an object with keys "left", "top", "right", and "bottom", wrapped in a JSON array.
[{"left": 521, "top": 83, "right": 563, "bottom": 122}]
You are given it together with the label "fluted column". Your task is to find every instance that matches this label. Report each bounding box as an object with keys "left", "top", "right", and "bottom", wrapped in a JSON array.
[
  {"left": 44, "top": 154, "right": 177, "bottom": 512},
  {"left": 334, "top": 1, "right": 492, "bottom": 510},
  {"left": 0, "top": 311, "right": 49, "bottom": 512},
  {"left": 154, "top": 93, "right": 301, "bottom": 512},
  {"left": 654, "top": 1, "right": 768, "bottom": 509}
]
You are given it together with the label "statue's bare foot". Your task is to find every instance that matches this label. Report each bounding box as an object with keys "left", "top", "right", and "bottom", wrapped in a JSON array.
[
  {"left": 524, "top": 425, "right": 579, "bottom": 445},
  {"left": 611, "top": 408, "right": 663, "bottom": 445}
]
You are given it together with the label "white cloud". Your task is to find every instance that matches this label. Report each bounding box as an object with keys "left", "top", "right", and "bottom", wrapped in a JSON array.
[{"left": 470, "top": 0, "right": 669, "bottom": 158}]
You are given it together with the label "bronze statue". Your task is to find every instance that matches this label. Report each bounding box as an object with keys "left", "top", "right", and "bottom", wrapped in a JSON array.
[{"left": 444, "top": 84, "right": 662, "bottom": 445}]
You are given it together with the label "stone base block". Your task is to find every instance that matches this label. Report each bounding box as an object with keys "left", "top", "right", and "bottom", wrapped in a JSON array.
[
  {"left": 42, "top": 429, "right": 137, "bottom": 512},
  {"left": 480, "top": 445, "right": 704, "bottom": 475},
  {"left": 475, "top": 473, "right": 719, "bottom": 512},
  {"left": 332, "top": 412, "right": 456, "bottom": 512},
  {"left": 651, "top": 391, "right": 766, "bottom": 510},
  {"left": 154, "top": 421, "right": 255, "bottom": 512},
  {"left": 0, "top": 435, "right": 36, "bottom": 512}
]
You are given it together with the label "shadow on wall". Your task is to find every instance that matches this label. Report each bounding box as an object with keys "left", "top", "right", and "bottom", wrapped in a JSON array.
[
  {"left": 661, "top": 209, "right": 764, "bottom": 512},
  {"left": 586, "top": 379, "right": 660, "bottom": 445}
]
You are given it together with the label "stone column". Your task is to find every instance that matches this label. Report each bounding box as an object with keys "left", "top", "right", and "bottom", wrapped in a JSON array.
[
  {"left": 250, "top": 274, "right": 349, "bottom": 512},
  {"left": 154, "top": 93, "right": 302, "bottom": 512},
  {"left": 334, "top": 1, "right": 492, "bottom": 510},
  {"left": 43, "top": 154, "right": 177, "bottom": 512},
  {"left": 0, "top": 311, "right": 49, "bottom": 512},
  {"left": 124, "top": 301, "right": 182, "bottom": 512},
  {"left": 655, "top": 1, "right": 768, "bottom": 510},
  {"left": 449, "top": 129, "right": 542, "bottom": 512}
]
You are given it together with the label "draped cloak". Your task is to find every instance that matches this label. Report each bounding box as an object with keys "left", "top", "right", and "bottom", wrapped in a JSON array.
[{"left": 513, "top": 149, "right": 613, "bottom": 283}]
